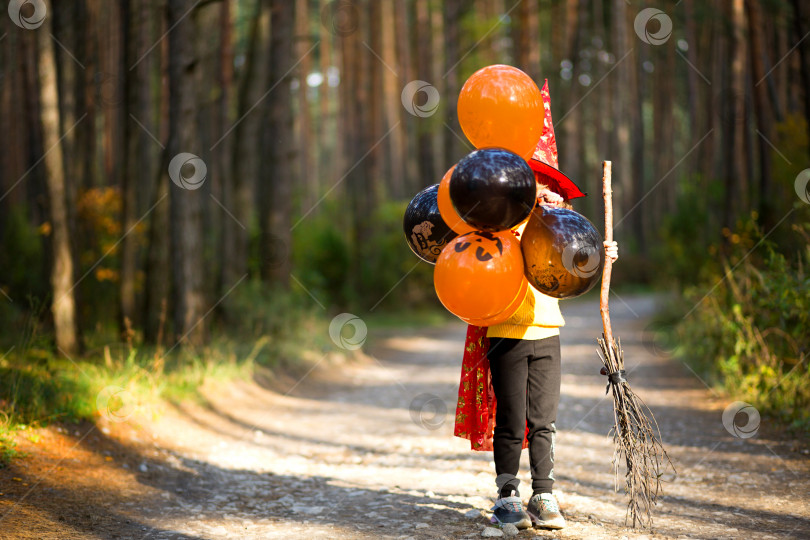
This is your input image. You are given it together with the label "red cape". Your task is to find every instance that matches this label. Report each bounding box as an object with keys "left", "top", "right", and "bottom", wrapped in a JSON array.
[{"left": 453, "top": 326, "right": 529, "bottom": 451}]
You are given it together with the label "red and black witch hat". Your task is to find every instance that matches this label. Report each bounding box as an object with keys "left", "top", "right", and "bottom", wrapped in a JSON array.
[{"left": 528, "top": 80, "right": 586, "bottom": 200}]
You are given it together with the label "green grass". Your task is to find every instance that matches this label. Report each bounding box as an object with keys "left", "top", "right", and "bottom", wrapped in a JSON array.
[
  {"left": 0, "top": 423, "right": 22, "bottom": 464},
  {"left": 0, "top": 341, "right": 256, "bottom": 466},
  {"left": 0, "top": 279, "right": 344, "bottom": 467}
]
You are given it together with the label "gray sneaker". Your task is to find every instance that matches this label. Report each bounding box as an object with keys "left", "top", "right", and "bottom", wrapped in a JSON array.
[
  {"left": 490, "top": 495, "right": 532, "bottom": 530},
  {"left": 527, "top": 492, "right": 566, "bottom": 529}
]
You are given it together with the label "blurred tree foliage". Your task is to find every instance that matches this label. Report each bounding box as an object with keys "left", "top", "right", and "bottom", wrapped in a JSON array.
[{"left": 0, "top": 0, "right": 807, "bottom": 421}]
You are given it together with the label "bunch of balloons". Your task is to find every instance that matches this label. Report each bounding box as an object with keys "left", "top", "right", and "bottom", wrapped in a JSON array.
[{"left": 403, "top": 65, "right": 603, "bottom": 325}]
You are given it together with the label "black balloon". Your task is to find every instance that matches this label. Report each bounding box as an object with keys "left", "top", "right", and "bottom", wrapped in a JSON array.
[
  {"left": 449, "top": 148, "right": 536, "bottom": 232},
  {"left": 403, "top": 184, "right": 458, "bottom": 264},
  {"left": 521, "top": 206, "right": 604, "bottom": 299}
]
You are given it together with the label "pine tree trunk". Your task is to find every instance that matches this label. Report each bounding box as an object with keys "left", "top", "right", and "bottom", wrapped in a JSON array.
[
  {"left": 683, "top": 0, "right": 701, "bottom": 154},
  {"left": 723, "top": 0, "right": 748, "bottom": 234},
  {"left": 394, "top": 0, "right": 417, "bottom": 192},
  {"left": 318, "top": 0, "right": 333, "bottom": 193},
  {"left": 429, "top": 1, "right": 445, "bottom": 181},
  {"left": 216, "top": 0, "right": 236, "bottom": 296},
  {"left": 260, "top": 0, "right": 295, "bottom": 284},
  {"left": 168, "top": 0, "right": 206, "bottom": 346},
  {"left": 629, "top": 21, "right": 646, "bottom": 256},
  {"left": 143, "top": 0, "right": 171, "bottom": 343},
  {"left": 612, "top": 0, "right": 631, "bottom": 233},
  {"left": 100, "top": 1, "right": 124, "bottom": 192},
  {"left": 512, "top": 0, "right": 538, "bottom": 78},
  {"left": 38, "top": 2, "right": 79, "bottom": 355},
  {"left": 120, "top": 0, "right": 139, "bottom": 331},
  {"left": 382, "top": 0, "right": 405, "bottom": 198},
  {"left": 369, "top": 0, "right": 386, "bottom": 193},
  {"left": 791, "top": 0, "right": 810, "bottom": 161},
  {"left": 443, "top": 0, "right": 467, "bottom": 168},
  {"left": 81, "top": 0, "right": 99, "bottom": 192},
  {"left": 561, "top": 0, "right": 585, "bottom": 198},
  {"left": 227, "top": 0, "right": 263, "bottom": 286},
  {"left": 414, "top": 0, "right": 435, "bottom": 186},
  {"left": 296, "top": 0, "right": 314, "bottom": 211},
  {"left": 653, "top": 35, "right": 676, "bottom": 217},
  {"left": 746, "top": 0, "right": 774, "bottom": 228}
]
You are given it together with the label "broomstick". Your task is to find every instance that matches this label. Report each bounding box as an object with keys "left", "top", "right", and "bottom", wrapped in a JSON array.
[{"left": 597, "top": 161, "right": 674, "bottom": 528}]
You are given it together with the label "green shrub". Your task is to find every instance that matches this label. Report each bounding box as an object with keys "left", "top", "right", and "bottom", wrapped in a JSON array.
[
  {"left": 291, "top": 209, "right": 352, "bottom": 308},
  {"left": 291, "top": 199, "right": 438, "bottom": 311},
  {"left": 358, "top": 199, "right": 437, "bottom": 311},
  {"left": 219, "top": 278, "right": 333, "bottom": 366},
  {"left": 675, "top": 222, "right": 810, "bottom": 430}
]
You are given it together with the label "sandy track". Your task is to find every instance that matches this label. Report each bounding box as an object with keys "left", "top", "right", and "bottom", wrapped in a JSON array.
[{"left": 1, "top": 294, "right": 808, "bottom": 539}]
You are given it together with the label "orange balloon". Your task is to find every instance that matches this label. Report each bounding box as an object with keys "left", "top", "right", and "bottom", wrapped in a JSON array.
[
  {"left": 434, "top": 230, "right": 525, "bottom": 321},
  {"left": 437, "top": 166, "right": 477, "bottom": 235},
  {"left": 458, "top": 65, "right": 545, "bottom": 160},
  {"left": 460, "top": 277, "right": 528, "bottom": 326}
]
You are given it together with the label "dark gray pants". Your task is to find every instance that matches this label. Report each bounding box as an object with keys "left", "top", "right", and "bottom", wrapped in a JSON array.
[{"left": 487, "top": 335, "right": 561, "bottom": 496}]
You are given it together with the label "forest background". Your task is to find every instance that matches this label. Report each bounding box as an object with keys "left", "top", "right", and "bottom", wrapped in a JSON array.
[{"left": 0, "top": 0, "right": 808, "bottom": 458}]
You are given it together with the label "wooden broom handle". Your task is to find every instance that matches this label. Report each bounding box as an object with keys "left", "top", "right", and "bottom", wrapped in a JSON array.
[{"left": 600, "top": 161, "right": 614, "bottom": 346}]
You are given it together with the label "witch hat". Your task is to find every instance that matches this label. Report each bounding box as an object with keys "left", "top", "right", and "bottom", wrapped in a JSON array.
[{"left": 528, "top": 81, "right": 586, "bottom": 200}]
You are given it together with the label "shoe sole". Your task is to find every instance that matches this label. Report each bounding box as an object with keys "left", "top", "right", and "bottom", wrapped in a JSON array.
[
  {"left": 527, "top": 510, "right": 565, "bottom": 530},
  {"left": 491, "top": 515, "right": 532, "bottom": 530}
]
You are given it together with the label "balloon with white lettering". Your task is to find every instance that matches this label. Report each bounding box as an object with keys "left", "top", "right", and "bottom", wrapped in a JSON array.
[{"left": 403, "top": 184, "right": 458, "bottom": 264}]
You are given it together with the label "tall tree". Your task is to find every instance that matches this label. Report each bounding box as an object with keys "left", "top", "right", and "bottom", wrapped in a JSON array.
[
  {"left": 443, "top": 0, "right": 469, "bottom": 168},
  {"left": 225, "top": 0, "right": 264, "bottom": 287},
  {"left": 143, "top": 0, "right": 172, "bottom": 343},
  {"left": 38, "top": 2, "right": 79, "bottom": 355},
  {"left": 722, "top": 0, "right": 749, "bottom": 234},
  {"left": 382, "top": 0, "right": 405, "bottom": 198},
  {"left": 611, "top": 0, "right": 632, "bottom": 234},
  {"left": 629, "top": 16, "right": 646, "bottom": 255},
  {"left": 746, "top": 0, "right": 775, "bottom": 228},
  {"left": 414, "top": 0, "right": 435, "bottom": 186},
  {"left": 100, "top": 1, "right": 125, "bottom": 191},
  {"left": 80, "top": 0, "right": 100, "bottom": 192},
  {"left": 394, "top": 0, "right": 417, "bottom": 193},
  {"left": 653, "top": 25, "right": 676, "bottom": 221},
  {"left": 216, "top": 0, "right": 236, "bottom": 296},
  {"left": 791, "top": 0, "right": 810, "bottom": 160},
  {"left": 561, "top": 0, "right": 585, "bottom": 204},
  {"left": 512, "top": 0, "right": 540, "bottom": 81},
  {"left": 260, "top": 0, "right": 295, "bottom": 284},
  {"left": 318, "top": 0, "right": 334, "bottom": 194},
  {"left": 368, "top": 0, "right": 386, "bottom": 193},
  {"left": 120, "top": 0, "right": 139, "bottom": 331},
  {"left": 683, "top": 0, "right": 702, "bottom": 157},
  {"left": 295, "top": 0, "right": 315, "bottom": 210},
  {"left": 168, "top": 0, "right": 206, "bottom": 346}
]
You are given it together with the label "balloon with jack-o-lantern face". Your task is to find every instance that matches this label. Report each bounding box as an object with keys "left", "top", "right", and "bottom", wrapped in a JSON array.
[{"left": 434, "top": 230, "right": 525, "bottom": 323}]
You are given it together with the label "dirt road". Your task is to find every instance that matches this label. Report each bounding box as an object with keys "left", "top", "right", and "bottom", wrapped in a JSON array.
[{"left": 1, "top": 295, "right": 809, "bottom": 539}]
